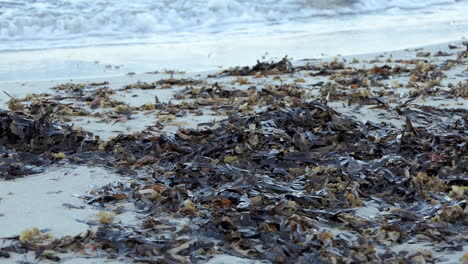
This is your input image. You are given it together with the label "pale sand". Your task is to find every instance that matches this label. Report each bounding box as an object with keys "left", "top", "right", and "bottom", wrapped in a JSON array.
[
  {"left": 0, "top": 165, "right": 134, "bottom": 238},
  {"left": 0, "top": 166, "right": 136, "bottom": 263}
]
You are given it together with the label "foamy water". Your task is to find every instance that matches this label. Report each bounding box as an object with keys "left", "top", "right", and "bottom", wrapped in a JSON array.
[{"left": 0, "top": 0, "right": 466, "bottom": 51}]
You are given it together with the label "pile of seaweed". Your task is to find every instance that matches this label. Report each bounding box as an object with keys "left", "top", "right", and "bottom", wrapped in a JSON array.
[
  {"left": 87, "top": 101, "right": 467, "bottom": 263},
  {"left": 219, "top": 56, "right": 294, "bottom": 76},
  {"left": 0, "top": 110, "right": 92, "bottom": 179},
  {"left": 2, "top": 97, "right": 466, "bottom": 263},
  {"left": 1, "top": 45, "right": 468, "bottom": 262}
]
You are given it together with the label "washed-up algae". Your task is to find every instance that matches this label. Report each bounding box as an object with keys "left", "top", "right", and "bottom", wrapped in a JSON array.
[
  {"left": 2, "top": 99, "right": 466, "bottom": 263},
  {"left": 1, "top": 49, "right": 467, "bottom": 263},
  {"left": 218, "top": 56, "right": 294, "bottom": 76},
  {"left": 90, "top": 101, "right": 465, "bottom": 262},
  {"left": 0, "top": 110, "right": 93, "bottom": 179}
]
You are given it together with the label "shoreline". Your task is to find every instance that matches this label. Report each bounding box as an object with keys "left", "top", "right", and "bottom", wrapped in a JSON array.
[
  {"left": 0, "top": 20, "right": 466, "bottom": 82},
  {"left": 1, "top": 40, "right": 466, "bottom": 106},
  {"left": 0, "top": 40, "right": 467, "bottom": 263}
]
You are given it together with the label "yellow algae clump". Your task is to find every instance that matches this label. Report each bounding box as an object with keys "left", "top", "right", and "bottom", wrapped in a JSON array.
[
  {"left": 19, "top": 227, "right": 40, "bottom": 243},
  {"left": 415, "top": 61, "right": 429, "bottom": 73},
  {"left": 345, "top": 192, "right": 363, "bottom": 207},
  {"left": 425, "top": 77, "right": 441, "bottom": 88},
  {"left": 391, "top": 81, "right": 401, "bottom": 88},
  {"left": 138, "top": 189, "right": 162, "bottom": 201},
  {"left": 143, "top": 102, "right": 155, "bottom": 110},
  {"left": 287, "top": 201, "right": 298, "bottom": 210},
  {"left": 449, "top": 185, "right": 467, "bottom": 200},
  {"left": 7, "top": 98, "right": 22, "bottom": 111},
  {"left": 345, "top": 193, "right": 355, "bottom": 204},
  {"left": 180, "top": 200, "right": 197, "bottom": 215},
  {"left": 440, "top": 205, "right": 463, "bottom": 223},
  {"left": 52, "top": 152, "right": 66, "bottom": 159},
  {"left": 58, "top": 107, "right": 75, "bottom": 116},
  {"left": 98, "top": 141, "right": 108, "bottom": 151},
  {"left": 319, "top": 231, "right": 333, "bottom": 244},
  {"left": 462, "top": 253, "right": 468, "bottom": 264},
  {"left": 236, "top": 76, "right": 249, "bottom": 85},
  {"left": 96, "top": 211, "right": 115, "bottom": 225},
  {"left": 9, "top": 123, "right": 19, "bottom": 136},
  {"left": 115, "top": 105, "right": 133, "bottom": 115},
  {"left": 223, "top": 156, "right": 237, "bottom": 164}
]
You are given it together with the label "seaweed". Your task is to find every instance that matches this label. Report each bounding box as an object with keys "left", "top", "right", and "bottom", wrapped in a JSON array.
[
  {"left": 219, "top": 56, "right": 294, "bottom": 76},
  {"left": 0, "top": 110, "right": 95, "bottom": 179},
  {"left": 1, "top": 42, "right": 467, "bottom": 263}
]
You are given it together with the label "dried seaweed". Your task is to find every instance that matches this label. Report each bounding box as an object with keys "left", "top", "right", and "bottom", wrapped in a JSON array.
[
  {"left": 1, "top": 43, "right": 467, "bottom": 263},
  {"left": 0, "top": 110, "right": 93, "bottom": 179},
  {"left": 219, "top": 56, "right": 294, "bottom": 76}
]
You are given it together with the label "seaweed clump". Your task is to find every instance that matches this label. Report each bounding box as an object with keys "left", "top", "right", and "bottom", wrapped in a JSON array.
[
  {"left": 0, "top": 110, "right": 92, "bottom": 179},
  {"left": 220, "top": 56, "right": 294, "bottom": 76},
  {"left": 1, "top": 43, "right": 468, "bottom": 263},
  {"left": 4, "top": 100, "right": 464, "bottom": 263}
]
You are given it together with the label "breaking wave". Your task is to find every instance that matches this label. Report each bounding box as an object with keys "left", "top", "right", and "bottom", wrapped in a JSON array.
[{"left": 0, "top": 0, "right": 465, "bottom": 51}]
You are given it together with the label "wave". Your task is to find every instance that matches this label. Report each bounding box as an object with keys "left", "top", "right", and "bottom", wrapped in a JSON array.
[{"left": 0, "top": 0, "right": 464, "bottom": 51}]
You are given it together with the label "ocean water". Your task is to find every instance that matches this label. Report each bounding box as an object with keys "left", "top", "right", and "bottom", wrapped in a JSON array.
[
  {"left": 0, "top": 0, "right": 467, "bottom": 81},
  {"left": 0, "top": 0, "right": 467, "bottom": 51}
]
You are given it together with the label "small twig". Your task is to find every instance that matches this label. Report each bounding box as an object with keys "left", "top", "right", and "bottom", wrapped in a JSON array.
[{"left": 2, "top": 90, "right": 14, "bottom": 99}]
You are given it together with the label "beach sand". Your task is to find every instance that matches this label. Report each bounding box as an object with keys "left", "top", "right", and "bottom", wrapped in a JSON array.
[{"left": 0, "top": 40, "right": 467, "bottom": 263}]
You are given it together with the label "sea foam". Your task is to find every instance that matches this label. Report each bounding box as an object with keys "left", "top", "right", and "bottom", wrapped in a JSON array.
[{"left": 0, "top": 0, "right": 464, "bottom": 51}]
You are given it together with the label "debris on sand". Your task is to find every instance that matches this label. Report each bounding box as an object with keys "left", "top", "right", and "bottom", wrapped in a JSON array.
[
  {"left": 219, "top": 56, "right": 294, "bottom": 76},
  {"left": 1, "top": 42, "right": 467, "bottom": 263},
  {"left": 0, "top": 110, "right": 92, "bottom": 179}
]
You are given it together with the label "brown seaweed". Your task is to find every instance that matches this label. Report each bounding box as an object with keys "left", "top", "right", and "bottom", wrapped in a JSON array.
[
  {"left": 0, "top": 110, "right": 93, "bottom": 179},
  {"left": 219, "top": 56, "right": 294, "bottom": 76},
  {"left": 1, "top": 43, "right": 467, "bottom": 263}
]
